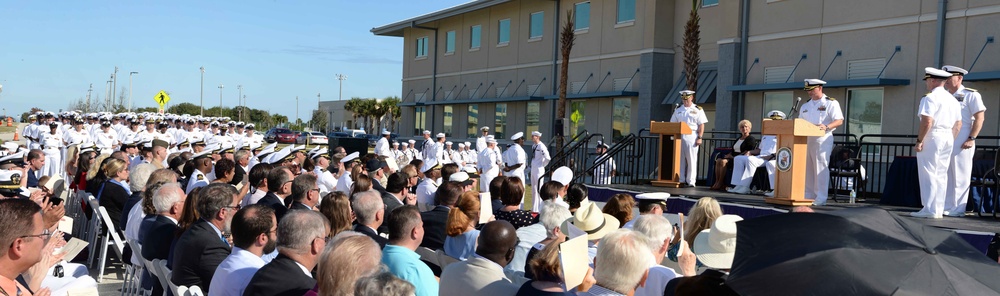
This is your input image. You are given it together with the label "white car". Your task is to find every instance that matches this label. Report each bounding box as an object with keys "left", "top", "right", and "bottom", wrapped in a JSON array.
[{"left": 297, "top": 131, "right": 328, "bottom": 145}]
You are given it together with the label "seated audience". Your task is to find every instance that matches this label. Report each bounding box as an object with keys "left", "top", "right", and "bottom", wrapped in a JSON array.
[
  {"left": 0, "top": 199, "right": 54, "bottom": 296},
  {"left": 420, "top": 182, "right": 462, "bottom": 250},
  {"left": 517, "top": 240, "right": 596, "bottom": 295},
  {"left": 352, "top": 190, "right": 388, "bottom": 249},
  {"left": 382, "top": 206, "right": 439, "bottom": 296},
  {"left": 98, "top": 157, "right": 131, "bottom": 230},
  {"left": 354, "top": 272, "right": 416, "bottom": 296},
  {"left": 444, "top": 191, "right": 482, "bottom": 260},
  {"left": 310, "top": 232, "right": 383, "bottom": 296},
  {"left": 521, "top": 202, "right": 572, "bottom": 279},
  {"left": 711, "top": 120, "right": 756, "bottom": 191},
  {"left": 382, "top": 172, "right": 415, "bottom": 234},
  {"left": 319, "top": 191, "right": 354, "bottom": 237},
  {"left": 602, "top": 193, "right": 635, "bottom": 226},
  {"left": 140, "top": 183, "right": 186, "bottom": 296},
  {"left": 664, "top": 215, "right": 742, "bottom": 296},
  {"left": 632, "top": 215, "right": 684, "bottom": 296},
  {"left": 488, "top": 176, "right": 507, "bottom": 215},
  {"left": 574, "top": 201, "right": 620, "bottom": 261},
  {"left": 170, "top": 183, "right": 239, "bottom": 291},
  {"left": 668, "top": 197, "right": 722, "bottom": 268},
  {"left": 244, "top": 210, "right": 331, "bottom": 296},
  {"left": 623, "top": 193, "right": 668, "bottom": 229},
  {"left": 495, "top": 177, "right": 537, "bottom": 229},
  {"left": 242, "top": 163, "right": 274, "bottom": 207},
  {"left": 288, "top": 174, "right": 321, "bottom": 210},
  {"left": 564, "top": 183, "right": 588, "bottom": 214},
  {"left": 208, "top": 204, "right": 277, "bottom": 296},
  {"left": 440, "top": 220, "right": 526, "bottom": 296},
  {"left": 580, "top": 229, "right": 654, "bottom": 296},
  {"left": 257, "top": 167, "right": 292, "bottom": 222}
]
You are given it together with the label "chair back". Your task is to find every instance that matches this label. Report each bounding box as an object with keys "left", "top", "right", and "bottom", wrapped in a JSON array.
[
  {"left": 158, "top": 259, "right": 180, "bottom": 296},
  {"left": 98, "top": 207, "right": 125, "bottom": 257},
  {"left": 150, "top": 259, "right": 170, "bottom": 292}
]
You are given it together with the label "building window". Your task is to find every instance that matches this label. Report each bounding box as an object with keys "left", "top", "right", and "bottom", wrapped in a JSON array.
[
  {"left": 467, "top": 104, "right": 479, "bottom": 138},
  {"left": 846, "top": 88, "right": 883, "bottom": 136},
  {"left": 526, "top": 102, "right": 540, "bottom": 137},
  {"left": 498, "top": 19, "right": 511, "bottom": 44},
  {"left": 414, "top": 106, "right": 426, "bottom": 135},
  {"left": 575, "top": 2, "right": 590, "bottom": 31},
  {"left": 612, "top": 98, "right": 631, "bottom": 141},
  {"left": 443, "top": 105, "right": 453, "bottom": 137},
  {"left": 445, "top": 31, "right": 456, "bottom": 53},
  {"left": 569, "top": 101, "right": 585, "bottom": 135},
  {"left": 470, "top": 25, "right": 482, "bottom": 49},
  {"left": 415, "top": 37, "right": 428, "bottom": 58},
  {"left": 617, "top": 0, "right": 635, "bottom": 23},
  {"left": 762, "top": 92, "right": 793, "bottom": 118},
  {"left": 495, "top": 103, "right": 508, "bottom": 139},
  {"left": 702, "top": 0, "right": 719, "bottom": 7},
  {"left": 529, "top": 12, "right": 544, "bottom": 39}
]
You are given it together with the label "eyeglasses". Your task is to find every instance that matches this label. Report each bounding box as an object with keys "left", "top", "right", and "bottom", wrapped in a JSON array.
[
  {"left": 311, "top": 188, "right": 320, "bottom": 193},
  {"left": 21, "top": 229, "right": 52, "bottom": 240},
  {"left": 224, "top": 204, "right": 242, "bottom": 211}
]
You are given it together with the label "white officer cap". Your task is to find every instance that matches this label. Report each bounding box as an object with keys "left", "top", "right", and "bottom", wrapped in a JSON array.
[
  {"left": 804, "top": 79, "right": 826, "bottom": 90},
  {"left": 340, "top": 151, "right": 360, "bottom": 163},
  {"left": 552, "top": 166, "right": 573, "bottom": 186},
  {"left": 480, "top": 126, "right": 489, "bottom": 131},
  {"left": 766, "top": 110, "right": 786, "bottom": 120},
  {"left": 464, "top": 141, "right": 471, "bottom": 147},
  {"left": 421, "top": 161, "right": 441, "bottom": 173},
  {"left": 192, "top": 149, "right": 214, "bottom": 160},
  {"left": 445, "top": 141, "right": 453, "bottom": 146},
  {"left": 923, "top": 67, "right": 952, "bottom": 80},
  {"left": 941, "top": 65, "right": 968, "bottom": 76},
  {"left": 382, "top": 130, "right": 391, "bottom": 136},
  {"left": 436, "top": 133, "right": 446, "bottom": 138},
  {"left": 423, "top": 130, "right": 431, "bottom": 135},
  {"left": 510, "top": 132, "right": 524, "bottom": 141},
  {"left": 486, "top": 135, "right": 497, "bottom": 144},
  {"left": 531, "top": 131, "right": 542, "bottom": 137},
  {"left": 408, "top": 139, "right": 416, "bottom": 144},
  {"left": 401, "top": 142, "right": 409, "bottom": 147},
  {"left": 596, "top": 140, "right": 610, "bottom": 149},
  {"left": 392, "top": 142, "right": 399, "bottom": 146},
  {"left": 457, "top": 143, "right": 465, "bottom": 148},
  {"left": 0, "top": 171, "right": 30, "bottom": 198},
  {"left": 311, "top": 148, "right": 329, "bottom": 159},
  {"left": 679, "top": 90, "right": 695, "bottom": 96},
  {"left": 2, "top": 142, "right": 19, "bottom": 152},
  {"left": 635, "top": 192, "right": 671, "bottom": 209},
  {"left": 267, "top": 146, "right": 293, "bottom": 164}
]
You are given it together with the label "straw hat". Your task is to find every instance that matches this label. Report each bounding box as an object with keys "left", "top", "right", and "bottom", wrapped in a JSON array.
[
  {"left": 693, "top": 214, "right": 743, "bottom": 269},
  {"left": 572, "top": 201, "right": 620, "bottom": 241}
]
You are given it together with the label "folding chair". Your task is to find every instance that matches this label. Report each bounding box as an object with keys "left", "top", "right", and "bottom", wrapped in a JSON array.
[
  {"left": 97, "top": 206, "right": 127, "bottom": 283},
  {"left": 972, "top": 149, "right": 1000, "bottom": 218},
  {"left": 177, "top": 285, "right": 205, "bottom": 296},
  {"left": 158, "top": 259, "right": 181, "bottom": 296},
  {"left": 829, "top": 146, "right": 865, "bottom": 202},
  {"left": 148, "top": 258, "right": 170, "bottom": 294},
  {"left": 122, "top": 238, "right": 146, "bottom": 296},
  {"left": 86, "top": 196, "right": 101, "bottom": 267}
]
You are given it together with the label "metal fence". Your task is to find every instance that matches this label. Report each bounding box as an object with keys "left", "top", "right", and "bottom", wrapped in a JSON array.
[{"left": 584, "top": 129, "right": 661, "bottom": 185}]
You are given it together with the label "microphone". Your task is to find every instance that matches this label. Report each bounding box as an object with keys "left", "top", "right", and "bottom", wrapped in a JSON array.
[{"left": 789, "top": 97, "right": 802, "bottom": 119}]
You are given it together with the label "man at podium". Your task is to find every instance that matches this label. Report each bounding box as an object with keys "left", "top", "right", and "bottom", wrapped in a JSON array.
[
  {"left": 670, "top": 90, "right": 708, "bottom": 188},
  {"left": 799, "top": 79, "right": 844, "bottom": 206}
]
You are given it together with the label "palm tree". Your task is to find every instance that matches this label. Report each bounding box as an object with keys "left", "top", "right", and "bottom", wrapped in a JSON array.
[
  {"left": 379, "top": 96, "right": 402, "bottom": 132},
  {"left": 344, "top": 97, "right": 363, "bottom": 130},
  {"left": 557, "top": 9, "right": 576, "bottom": 150},
  {"left": 357, "top": 98, "right": 378, "bottom": 133},
  {"left": 683, "top": 0, "right": 702, "bottom": 91}
]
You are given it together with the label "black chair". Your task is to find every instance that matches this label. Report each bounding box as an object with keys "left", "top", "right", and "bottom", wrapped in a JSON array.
[
  {"left": 829, "top": 146, "right": 864, "bottom": 202},
  {"left": 972, "top": 149, "right": 999, "bottom": 218}
]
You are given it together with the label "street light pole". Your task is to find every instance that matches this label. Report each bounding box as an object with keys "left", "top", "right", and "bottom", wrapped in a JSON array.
[
  {"left": 295, "top": 96, "right": 299, "bottom": 128},
  {"left": 128, "top": 71, "right": 139, "bottom": 112},
  {"left": 87, "top": 84, "right": 92, "bottom": 112},
  {"left": 106, "top": 77, "right": 113, "bottom": 111},
  {"left": 218, "top": 84, "right": 224, "bottom": 117},
  {"left": 335, "top": 74, "right": 347, "bottom": 100},
  {"left": 316, "top": 93, "right": 321, "bottom": 131},
  {"left": 237, "top": 85, "right": 243, "bottom": 121},
  {"left": 200, "top": 67, "right": 205, "bottom": 116},
  {"left": 112, "top": 66, "right": 118, "bottom": 108}
]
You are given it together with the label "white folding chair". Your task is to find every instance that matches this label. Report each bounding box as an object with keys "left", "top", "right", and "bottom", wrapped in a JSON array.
[
  {"left": 97, "top": 206, "right": 126, "bottom": 283},
  {"left": 148, "top": 258, "right": 170, "bottom": 294},
  {"left": 122, "top": 238, "right": 145, "bottom": 296},
  {"left": 177, "top": 285, "right": 205, "bottom": 296},
  {"left": 86, "top": 196, "right": 101, "bottom": 268},
  {"left": 157, "top": 259, "right": 180, "bottom": 296}
]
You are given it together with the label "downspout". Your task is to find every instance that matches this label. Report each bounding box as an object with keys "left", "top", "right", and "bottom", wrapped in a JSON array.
[
  {"left": 737, "top": 0, "right": 750, "bottom": 127},
  {"left": 412, "top": 22, "right": 439, "bottom": 131},
  {"left": 934, "top": 0, "right": 947, "bottom": 67},
  {"left": 550, "top": 0, "right": 561, "bottom": 138}
]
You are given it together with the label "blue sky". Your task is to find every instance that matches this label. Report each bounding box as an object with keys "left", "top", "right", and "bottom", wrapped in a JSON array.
[{"left": 0, "top": 0, "right": 467, "bottom": 122}]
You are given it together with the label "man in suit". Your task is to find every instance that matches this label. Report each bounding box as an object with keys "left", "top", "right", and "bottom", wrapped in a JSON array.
[
  {"left": 352, "top": 190, "right": 388, "bottom": 249},
  {"left": 244, "top": 210, "right": 330, "bottom": 296},
  {"left": 140, "top": 183, "right": 186, "bottom": 296},
  {"left": 419, "top": 182, "right": 463, "bottom": 251},
  {"left": 381, "top": 172, "right": 414, "bottom": 234},
  {"left": 287, "top": 174, "right": 320, "bottom": 211},
  {"left": 368, "top": 159, "right": 391, "bottom": 193},
  {"left": 210, "top": 205, "right": 277, "bottom": 296},
  {"left": 171, "top": 183, "right": 240, "bottom": 292},
  {"left": 440, "top": 220, "right": 526, "bottom": 296},
  {"left": 257, "top": 167, "right": 292, "bottom": 222}
]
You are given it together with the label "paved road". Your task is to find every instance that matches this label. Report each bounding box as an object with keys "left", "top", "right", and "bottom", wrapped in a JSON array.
[{"left": 0, "top": 122, "right": 26, "bottom": 145}]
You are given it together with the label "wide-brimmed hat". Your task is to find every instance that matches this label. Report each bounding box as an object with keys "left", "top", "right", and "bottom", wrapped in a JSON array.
[
  {"left": 693, "top": 214, "right": 743, "bottom": 269},
  {"left": 571, "top": 201, "right": 620, "bottom": 241}
]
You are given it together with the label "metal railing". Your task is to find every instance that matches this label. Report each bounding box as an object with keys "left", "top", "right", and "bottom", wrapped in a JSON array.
[
  {"left": 542, "top": 131, "right": 604, "bottom": 184},
  {"left": 584, "top": 129, "right": 661, "bottom": 185}
]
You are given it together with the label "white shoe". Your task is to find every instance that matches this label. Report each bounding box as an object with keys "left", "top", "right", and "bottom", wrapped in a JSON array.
[
  {"left": 943, "top": 211, "right": 964, "bottom": 217},
  {"left": 812, "top": 201, "right": 827, "bottom": 206},
  {"left": 729, "top": 185, "right": 750, "bottom": 194},
  {"left": 764, "top": 191, "right": 774, "bottom": 197},
  {"left": 910, "top": 211, "right": 943, "bottom": 219}
]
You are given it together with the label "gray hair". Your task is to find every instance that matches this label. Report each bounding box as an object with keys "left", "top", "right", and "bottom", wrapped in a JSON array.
[
  {"left": 290, "top": 173, "right": 317, "bottom": 202},
  {"left": 594, "top": 229, "right": 654, "bottom": 294},
  {"left": 129, "top": 163, "right": 157, "bottom": 192},
  {"left": 539, "top": 202, "right": 572, "bottom": 234},
  {"left": 152, "top": 183, "right": 184, "bottom": 213},
  {"left": 352, "top": 190, "right": 384, "bottom": 226},
  {"left": 196, "top": 183, "right": 239, "bottom": 218},
  {"left": 234, "top": 150, "right": 251, "bottom": 163},
  {"left": 278, "top": 210, "right": 330, "bottom": 252},
  {"left": 354, "top": 272, "right": 415, "bottom": 296},
  {"left": 632, "top": 214, "right": 673, "bottom": 252}
]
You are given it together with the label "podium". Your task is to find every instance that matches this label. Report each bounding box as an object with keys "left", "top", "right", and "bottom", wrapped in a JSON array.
[
  {"left": 650, "top": 121, "right": 692, "bottom": 187},
  {"left": 761, "top": 118, "right": 826, "bottom": 206}
]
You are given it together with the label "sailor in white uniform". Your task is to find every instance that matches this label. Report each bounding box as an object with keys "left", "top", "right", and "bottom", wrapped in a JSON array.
[
  {"left": 312, "top": 148, "right": 338, "bottom": 195},
  {"left": 913, "top": 68, "right": 962, "bottom": 219},
  {"left": 477, "top": 136, "right": 501, "bottom": 193},
  {"left": 592, "top": 141, "right": 616, "bottom": 185},
  {"left": 186, "top": 149, "right": 214, "bottom": 194},
  {"left": 502, "top": 132, "right": 527, "bottom": 199},
  {"left": 528, "top": 131, "right": 550, "bottom": 209},
  {"left": 799, "top": 79, "right": 844, "bottom": 206},
  {"left": 942, "top": 65, "right": 986, "bottom": 217},
  {"left": 729, "top": 111, "right": 783, "bottom": 195},
  {"left": 476, "top": 126, "right": 490, "bottom": 153},
  {"left": 39, "top": 122, "right": 64, "bottom": 178},
  {"left": 669, "top": 90, "right": 708, "bottom": 187},
  {"left": 375, "top": 130, "right": 393, "bottom": 159}
]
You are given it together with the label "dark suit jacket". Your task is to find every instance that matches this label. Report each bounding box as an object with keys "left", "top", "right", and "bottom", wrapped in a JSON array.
[
  {"left": 170, "top": 219, "right": 232, "bottom": 291},
  {"left": 243, "top": 254, "right": 317, "bottom": 296},
  {"left": 141, "top": 215, "right": 177, "bottom": 296},
  {"left": 419, "top": 206, "right": 450, "bottom": 250},
  {"left": 729, "top": 135, "right": 758, "bottom": 156},
  {"left": 120, "top": 191, "right": 143, "bottom": 230},
  {"left": 99, "top": 180, "right": 130, "bottom": 231},
  {"left": 379, "top": 192, "right": 404, "bottom": 234},
  {"left": 354, "top": 224, "right": 388, "bottom": 249},
  {"left": 664, "top": 269, "right": 738, "bottom": 296},
  {"left": 257, "top": 192, "right": 288, "bottom": 222},
  {"left": 289, "top": 201, "right": 312, "bottom": 211}
]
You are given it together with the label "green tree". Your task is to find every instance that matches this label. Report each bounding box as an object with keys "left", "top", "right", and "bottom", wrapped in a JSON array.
[
  {"left": 166, "top": 103, "right": 203, "bottom": 115},
  {"left": 379, "top": 96, "right": 402, "bottom": 132},
  {"left": 556, "top": 9, "right": 576, "bottom": 150},
  {"left": 344, "top": 97, "right": 364, "bottom": 130},
  {"left": 682, "top": 0, "right": 702, "bottom": 92},
  {"left": 309, "top": 109, "right": 328, "bottom": 132}
]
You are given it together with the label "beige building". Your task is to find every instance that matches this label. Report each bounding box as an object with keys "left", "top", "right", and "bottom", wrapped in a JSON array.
[
  {"left": 318, "top": 100, "right": 356, "bottom": 132},
  {"left": 373, "top": 0, "right": 1000, "bottom": 143}
]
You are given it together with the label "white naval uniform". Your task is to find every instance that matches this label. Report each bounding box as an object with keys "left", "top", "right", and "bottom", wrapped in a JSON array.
[
  {"left": 24, "top": 123, "right": 38, "bottom": 149},
  {"left": 670, "top": 104, "right": 708, "bottom": 186},
  {"left": 375, "top": 137, "right": 392, "bottom": 158},
  {"left": 415, "top": 178, "right": 439, "bottom": 212},
  {"left": 477, "top": 136, "right": 488, "bottom": 153},
  {"left": 393, "top": 149, "right": 406, "bottom": 166},
  {"left": 40, "top": 131, "right": 64, "bottom": 178},
  {"left": 916, "top": 86, "right": 962, "bottom": 216},
  {"left": 92, "top": 128, "right": 119, "bottom": 154},
  {"left": 448, "top": 149, "right": 463, "bottom": 166},
  {"left": 315, "top": 167, "right": 338, "bottom": 195},
  {"left": 945, "top": 86, "right": 986, "bottom": 214},
  {"left": 592, "top": 154, "right": 616, "bottom": 185},
  {"left": 529, "top": 141, "right": 551, "bottom": 211},
  {"left": 64, "top": 128, "right": 90, "bottom": 147},
  {"left": 477, "top": 147, "right": 501, "bottom": 193},
  {"left": 503, "top": 144, "right": 527, "bottom": 191},
  {"left": 421, "top": 139, "right": 436, "bottom": 163},
  {"left": 462, "top": 149, "right": 477, "bottom": 167},
  {"left": 186, "top": 170, "right": 210, "bottom": 194},
  {"left": 335, "top": 171, "right": 353, "bottom": 195},
  {"left": 731, "top": 135, "right": 777, "bottom": 187},
  {"left": 799, "top": 96, "right": 844, "bottom": 204}
]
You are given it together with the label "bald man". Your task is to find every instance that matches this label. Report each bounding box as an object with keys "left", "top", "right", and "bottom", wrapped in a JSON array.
[{"left": 439, "top": 220, "right": 527, "bottom": 296}]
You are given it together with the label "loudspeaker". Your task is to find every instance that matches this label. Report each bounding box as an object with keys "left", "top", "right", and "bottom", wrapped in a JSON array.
[{"left": 329, "top": 137, "right": 369, "bottom": 159}]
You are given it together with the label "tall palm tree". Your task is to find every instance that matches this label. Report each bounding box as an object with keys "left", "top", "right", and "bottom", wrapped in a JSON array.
[
  {"left": 379, "top": 96, "right": 402, "bottom": 132},
  {"left": 683, "top": 0, "right": 702, "bottom": 92},
  {"left": 557, "top": 9, "right": 576, "bottom": 150},
  {"left": 344, "top": 97, "right": 363, "bottom": 130}
]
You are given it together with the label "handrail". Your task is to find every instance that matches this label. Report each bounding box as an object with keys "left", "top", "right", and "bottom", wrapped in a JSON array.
[
  {"left": 580, "top": 133, "right": 638, "bottom": 184},
  {"left": 542, "top": 133, "right": 604, "bottom": 183}
]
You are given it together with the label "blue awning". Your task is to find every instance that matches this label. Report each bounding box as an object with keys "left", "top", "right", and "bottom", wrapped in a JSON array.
[
  {"left": 964, "top": 71, "right": 1000, "bottom": 82},
  {"left": 399, "top": 96, "right": 544, "bottom": 107},
  {"left": 728, "top": 78, "right": 910, "bottom": 92},
  {"left": 542, "top": 91, "right": 639, "bottom": 100},
  {"left": 663, "top": 64, "right": 718, "bottom": 105}
]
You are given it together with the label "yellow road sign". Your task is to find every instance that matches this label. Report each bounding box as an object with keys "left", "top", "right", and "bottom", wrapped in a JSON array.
[{"left": 154, "top": 90, "right": 171, "bottom": 107}]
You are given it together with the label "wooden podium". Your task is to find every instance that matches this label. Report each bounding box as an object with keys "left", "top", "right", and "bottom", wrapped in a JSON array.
[
  {"left": 761, "top": 118, "right": 826, "bottom": 206},
  {"left": 650, "top": 121, "right": 692, "bottom": 187}
]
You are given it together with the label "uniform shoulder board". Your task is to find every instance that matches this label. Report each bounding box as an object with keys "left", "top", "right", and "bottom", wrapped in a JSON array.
[
  {"left": 966, "top": 88, "right": 978, "bottom": 92},
  {"left": 696, "top": 105, "right": 703, "bottom": 110},
  {"left": 197, "top": 174, "right": 205, "bottom": 181},
  {"left": 826, "top": 97, "right": 837, "bottom": 101},
  {"left": 925, "top": 92, "right": 932, "bottom": 96}
]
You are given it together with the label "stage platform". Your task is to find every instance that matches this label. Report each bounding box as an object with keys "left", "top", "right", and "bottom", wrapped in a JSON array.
[{"left": 583, "top": 183, "right": 1000, "bottom": 255}]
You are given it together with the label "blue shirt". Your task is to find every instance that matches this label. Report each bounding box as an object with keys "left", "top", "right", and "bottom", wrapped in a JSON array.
[
  {"left": 208, "top": 247, "right": 265, "bottom": 296},
  {"left": 443, "top": 229, "right": 480, "bottom": 261},
  {"left": 382, "top": 244, "right": 439, "bottom": 296}
]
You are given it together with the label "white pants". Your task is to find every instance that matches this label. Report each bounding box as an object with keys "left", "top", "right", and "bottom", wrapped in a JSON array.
[
  {"left": 529, "top": 165, "right": 545, "bottom": 211},
  {"left": 731, "top": 155, "right": 767, "bottom": 187},
  {"left": 805, "top": 134, "right": 834, "bottom": 203},
  {"left": 480, "top": 167, "right": 499, "bottom": 193},
  {"left": 765, "top": 160, "right": 777, "bottom": 189},
  {"left": 945, "top": 128, "right": 974, "bottom": 214},
  {"left": 679, "top": 134, "right": 699, "bottom": 186},
  {"left": 917, "top": 130, "right": 954, "bottom": 215},
  {"left": 43, "top": 149, "right": 62, "bottom": 179}
]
